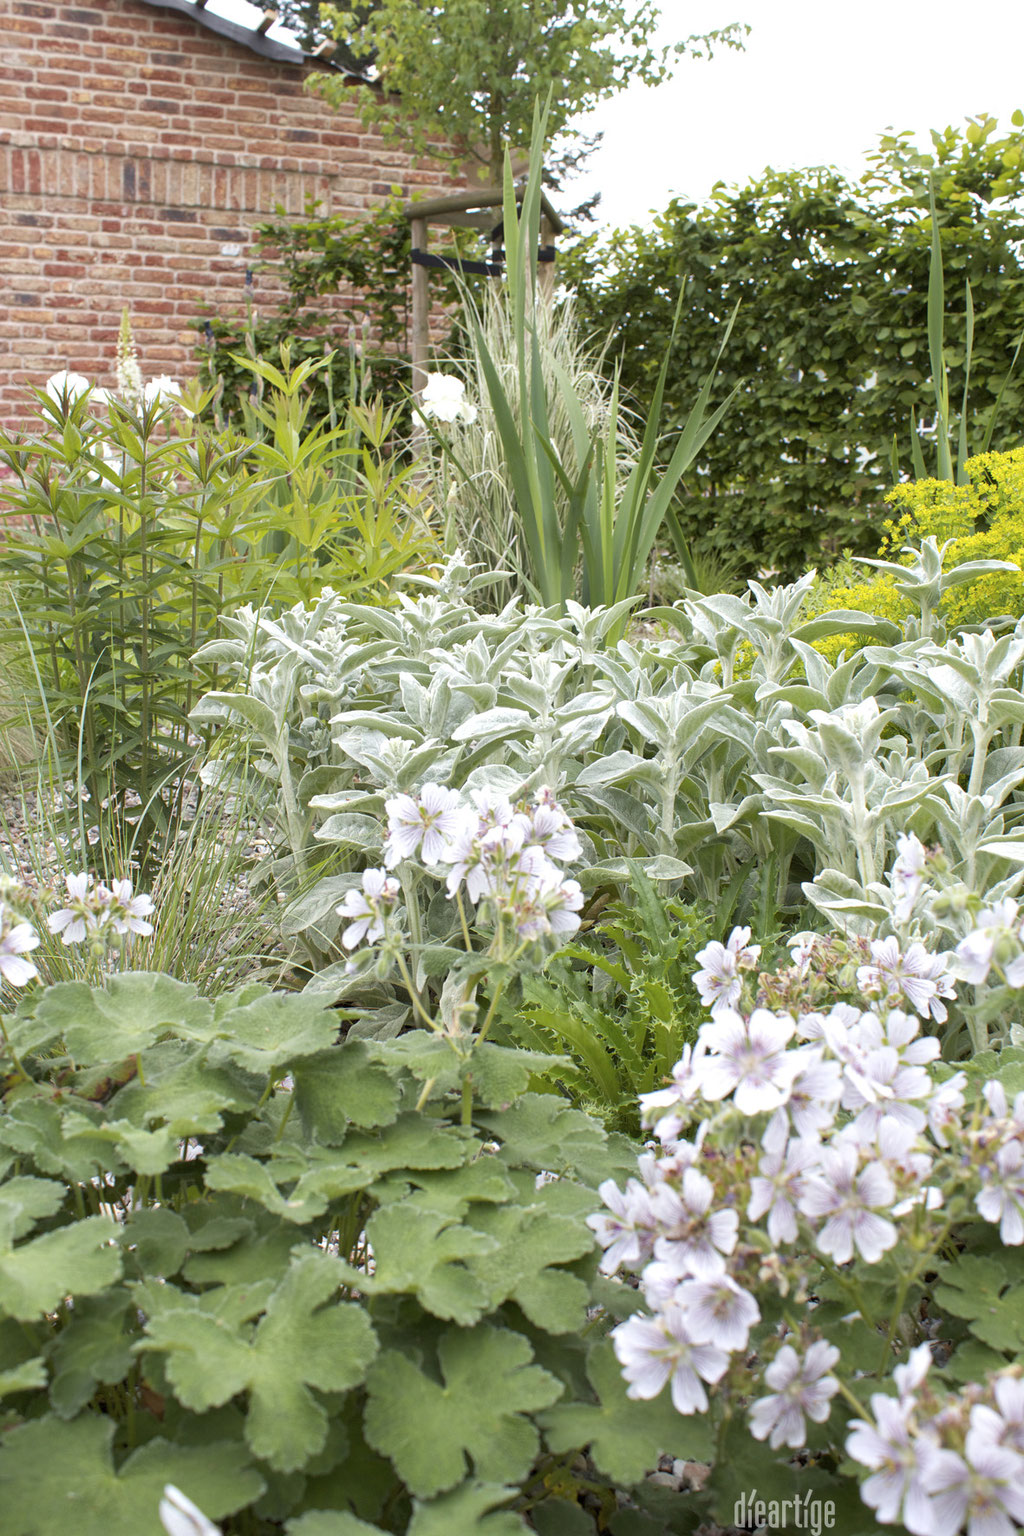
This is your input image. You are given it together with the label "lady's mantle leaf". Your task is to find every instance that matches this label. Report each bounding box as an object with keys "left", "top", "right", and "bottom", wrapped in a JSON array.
[
  {"left": 539, "top": 1337, "right": 711, "bottom": 1485},
  {"left": 141, "top": 1250, "right": 378, "bottom": 1472},
  {"left": 0, "top": 1414, "right": 262, "bottom": 1536},
  {"left": 364, "top": 1326, "right": 562, "bottom": 1499}
]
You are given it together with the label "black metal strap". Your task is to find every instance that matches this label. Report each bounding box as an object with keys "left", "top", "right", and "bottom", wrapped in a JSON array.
[
  {"left": 411, "top": 250, "right": 503, "bottom": 277},
  {"left": 411, "top": 247, "right": 558, "bottom": 276}
]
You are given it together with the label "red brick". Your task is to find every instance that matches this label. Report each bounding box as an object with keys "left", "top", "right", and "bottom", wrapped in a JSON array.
[{"left": 0, "top": 0, "right": 464, "bottom": 427}]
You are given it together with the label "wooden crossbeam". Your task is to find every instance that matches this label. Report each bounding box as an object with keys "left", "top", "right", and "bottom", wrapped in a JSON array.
[{"left": 256, "top": 9, "right": 277, "bottom": 34}]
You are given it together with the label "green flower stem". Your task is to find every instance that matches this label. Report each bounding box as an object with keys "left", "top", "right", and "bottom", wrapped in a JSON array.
[
  {"left": 835, "top": 1376, "right": 869, "bottom": 1419},
  {"left": 394, "top": 952, "right": 441, "bottom": 1031},
  {"left": 274, "top": 1091, "right": 296, "bottom": 1142},
  {"left": 0, "top": 1015, "right": 31, "bottom": 1083},
  {"left": 456, "top": 890, "right": 473, "bottom": 951}
]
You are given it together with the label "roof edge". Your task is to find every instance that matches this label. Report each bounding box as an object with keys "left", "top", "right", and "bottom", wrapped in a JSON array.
[{"left": 136, "top": 0, "right": 368, "bottom": 76}]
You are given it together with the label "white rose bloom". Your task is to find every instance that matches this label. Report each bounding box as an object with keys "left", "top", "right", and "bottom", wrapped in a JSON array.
[
  {"left": 144, "top": 375, "right": 183, "bottom": 406},
  {"left": 44, "top": 370, "right": 92, "bottom": 403},
  {"left": 418, "top": 372, "right": 477, "bottom": 424}
]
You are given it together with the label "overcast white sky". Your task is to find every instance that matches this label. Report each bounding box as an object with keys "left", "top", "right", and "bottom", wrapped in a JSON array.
[{"left": 564, "top": 0, "right": 1024, "bottom": 231}]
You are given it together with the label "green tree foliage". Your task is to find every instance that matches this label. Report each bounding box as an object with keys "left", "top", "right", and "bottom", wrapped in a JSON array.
[
  {"left": 565, "top": 113, "right": 1024, "bottom": 578},
  {"left": 317, "top": 1, "right": 747, "bottom": 185}
]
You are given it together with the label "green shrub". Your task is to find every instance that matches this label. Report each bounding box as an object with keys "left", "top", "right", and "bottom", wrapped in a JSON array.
[
  {"left": 808, "top": 446, "right": 1024, "bottom": 662},
  {"left": 0, "top": 361, "right": 435, "bottom": 863},
  {"left": 565, "top": 114, "right": 1024, "bottom": 577}
]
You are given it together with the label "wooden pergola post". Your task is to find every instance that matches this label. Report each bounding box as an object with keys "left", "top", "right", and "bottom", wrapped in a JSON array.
[
  {"left": 409, "top": 214, "right": 429, "bottom": 401},
  {"left": 403, "top": 185, "right": 564, "bottom": 410}
]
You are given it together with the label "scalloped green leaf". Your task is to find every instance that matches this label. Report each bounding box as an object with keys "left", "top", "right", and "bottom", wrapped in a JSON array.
[
  {"left": 374, "top": 1035, "right": 564, "bottom": 1110},
  {"left": 208, "top": 992, "right": 341, "bottom": 1073},
  {"left": 539, "top": 1336, "right": 712, "bottom": 1485},
  {"left": 141, "top": 1250, "right": 378, "bottom": 1473},
  {"left": 287, "top": 1514, "right": 384, "bottom": 1536},
  {"left": 0, "top": 1215, "right": 122, "bottom": 1320},
  {"left": 0, "top": 1414, "right": 263, "bottom": 1535},
  {"left": 112, "top": 1040, "right": 261, "bottom": 1136},
  {"left": 362, "top": 1204, "right": 498, "bottom": 1323},
  {"left": 46, "top": 1289, "right": 135, "bottom": 1418},
  {"left": 477, "top": 1094, "right": 635, "bottom": 1187},
  {"left": 466, "top": 1204, "right": 593, "bottom": 1333},
  {"left": 292, "top": 1042, "right": 402, "bottom": 1141},
  {"left": 364, "top": 1326, "right": 562, "bottom": 1499},
  {"left": 0, "top": 1098, "right": 121, "bottom": 1183},
  {"left": 407, "top": 1480, "right": 528, "bottom": 1535},
  {"left": 31, "top": 973, "right": 213, "bottom": 1067},
  {"left": 0, "top": 1175, "right": 66, "bottom": 1247}
]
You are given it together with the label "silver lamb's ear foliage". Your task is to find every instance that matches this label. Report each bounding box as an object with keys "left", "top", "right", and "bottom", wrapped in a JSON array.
[
  {"left": 192, "top": 560, "right": 1024, "bottom": 983},
  {"left": 856, "top": 535, "right": 1019, "bottom": 640}
]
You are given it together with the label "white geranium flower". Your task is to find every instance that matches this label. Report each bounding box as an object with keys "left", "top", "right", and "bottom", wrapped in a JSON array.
[
  {"left": 693, "top": 926, "right": 761, "bottom": 1016},
  {"left": 98, "top": 877, "right": 156, "bottom": 936},
  {"left": 889, "top": 832, "right": 930, "bottom": 923},
  {"left": 846, "top": 1395, "right": 955, "bottom": 1533},
  {"left": 418, "top": 372, "right": 478, "bottom": 424},
  {"left": 159, "top": 1484, "right": 222, "bottom": 1536},
  {"left": 648, "top": 1166, "right": 738, "bottom": 1279},
  {"left": 0, "top": 907, "right": 40, "bottom": 988},
  {"left": 749, "top": 1340, "right": 840, "bottom": 1448},
  {"left": 799, "top": 1142, "right": 898, "bottom": 1264},
  {"left": 747, "top": 1123, "right": 822, "bottom": 1246},
  {"left": 336, "top": 868, "right": 399, "bottom": 950},
  {"left": 384, "top": 784, "right": 465, "bottom": 868},
  {"left": 976, "top": 1139, "right": 1024, "bottom": 1245},
  {"left": 611, "top": 1307, "right": 729, "bottom": 1415},
  {"left": 586, "top": 1177, "right": 656, "bottom": 1275},
  {"left": 46, "top": 871, "right": 104, "bottom": 946},
  {"left": 677, "top": 1272, "right": 761, "bottom": 1352},
  {"left": 698, "top": 1008, "right": 798, "bottom": 1115}
]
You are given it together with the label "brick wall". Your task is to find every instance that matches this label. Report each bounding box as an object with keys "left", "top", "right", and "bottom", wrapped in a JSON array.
[{"left": 0, "top": 0, "right": 456, "bottom": 430}]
